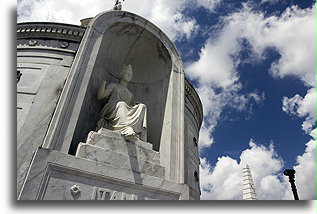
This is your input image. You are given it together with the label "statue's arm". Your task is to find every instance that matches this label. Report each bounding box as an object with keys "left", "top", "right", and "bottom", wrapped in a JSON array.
[{"left": 97, "top": 80, "right": 112, "bottom": 100}]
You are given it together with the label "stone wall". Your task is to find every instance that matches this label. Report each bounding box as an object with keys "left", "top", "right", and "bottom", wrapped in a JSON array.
[
  {"left": 17, "top": 22, "right": 85, "bottom": 196},
  {"left": 184, "top": 79, "right": 203, "bottom": 200}
]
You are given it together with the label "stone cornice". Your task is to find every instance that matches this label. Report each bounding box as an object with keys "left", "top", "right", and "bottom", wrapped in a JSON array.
[
  {"left": 185, "top": 79, "right": 203, "bottom": 127},
  {"left": 17, "top": 22, "right": 86, "bottom": 43}
]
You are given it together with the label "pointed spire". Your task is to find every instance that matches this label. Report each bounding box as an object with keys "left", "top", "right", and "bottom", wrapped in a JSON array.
[{"left": 242, "top": 165, "right": 257, "bottom": 200}]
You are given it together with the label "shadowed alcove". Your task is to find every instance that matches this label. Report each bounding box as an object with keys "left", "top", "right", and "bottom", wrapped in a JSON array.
[{"left": 68, "top": 21, "right": 172, "bottom": 154}]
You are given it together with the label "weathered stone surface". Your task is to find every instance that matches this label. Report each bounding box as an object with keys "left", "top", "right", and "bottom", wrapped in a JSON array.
[
  {"left": 19, "top": 148, "right": 189, "bottom": 200},
  {"left": 16, "top": 52, "right": 74, "bottom": 197},
  {"left": 83, "top": 135, "right": 159, "bottom": 164},
  {"left": 76, "top": 143, "right": 164, "bottom": 178},
  {"left": 16, "top": 22, "right": 84, "bottom": 197},
  {"left": 76, "top": 129, "right": 163, "bottom": 178},
  {"left": 184, "top": 79, "right": 203, "bottom": 199},
  {"left": 96, "top": 128, "right": 153, "bottom": 150}
]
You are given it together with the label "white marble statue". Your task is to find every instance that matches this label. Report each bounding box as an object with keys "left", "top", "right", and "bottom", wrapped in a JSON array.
[{"left": 97, "top": 65, "right": 147, "bottom": 141}]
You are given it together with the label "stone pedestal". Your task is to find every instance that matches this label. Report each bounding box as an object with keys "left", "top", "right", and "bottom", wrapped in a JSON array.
[
  {"left": 76, "top": 129, "right": 165, "bottom": 179},
  {"left": 18, "top": 148, "right": 189, "bottom": 200},
  {"left": 18, "top": 129, "right": 189, "bottom": 200}
]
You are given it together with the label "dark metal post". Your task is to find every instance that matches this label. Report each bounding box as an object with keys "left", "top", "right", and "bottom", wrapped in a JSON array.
[{"left": 283, "top": 169, "right": 299, "bottom": 200}]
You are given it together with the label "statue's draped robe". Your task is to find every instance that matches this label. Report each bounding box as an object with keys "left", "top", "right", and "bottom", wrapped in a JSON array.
[{"left": 97, "top": 83, "right": 147, "bottom": 140}]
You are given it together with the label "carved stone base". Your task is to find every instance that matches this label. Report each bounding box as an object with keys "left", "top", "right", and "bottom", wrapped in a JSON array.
[
  {"left": 87, "top": 128, "right": 153, "bottom": 152},
  {"left": 18, "top": 148, "right": 189, "bottom": 200},
  {"left": 75, "top": 128, "right": 164, "bottom": 178}
]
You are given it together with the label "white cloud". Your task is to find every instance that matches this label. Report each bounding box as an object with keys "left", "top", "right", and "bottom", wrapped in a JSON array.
[
  {"left": 200, "top": 134, "right": 316, "bottom": 200},
  {"left": 17, "top": 0, "right": 198, "bottom": 41},
  {"left": 187, "top": 3, "right": 315, "bottom": 95},
  {"left": 196, "top": 0, "right": 222, "bottom": 11},
  {"left": 282, "top": 88, "right": 316, "bottom": 133},
  {"left": 249, "top": 91, "right": 265, "bottom": 105},
  {"left": 200, "top": 156, "right": 242, "bottom": 200},
  {"left": 145, "top": 0, "right": 199, "bottom": 40},
  {"left": 187, "top": 26, "right": 240, "bottom": 88},
  {"left": 196, "top": 83, "right": 264, "bottom": 150},
  {"left": 291, "top": 138, "right": 316, "bottom": 200},
  {"left": 200, "top": 139, "right": 287, "bottom": 200},
  {"left": 240, "top": 140, "right": 283, "bottom": 180},
  {"left": 201, "top": 138, "right": 316, "bottom": 200},
  {"left": 198, "top": 122, "right": 215, "bottom": 149},
  {"left": 186, "top": 3, "right": 315, "bottom": 163},
  {"left": 226, "top": 4, "right": 316, "bottom": 87}
]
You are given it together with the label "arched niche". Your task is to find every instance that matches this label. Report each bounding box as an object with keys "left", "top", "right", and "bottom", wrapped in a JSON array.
[
  {"left": 45, "top": 11, "right": 185, "bottom": 183},
  {"left": 70, "top": 21, "right": 172, "bottom": 152}
]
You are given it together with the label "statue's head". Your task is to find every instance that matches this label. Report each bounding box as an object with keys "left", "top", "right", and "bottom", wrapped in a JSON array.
[{"left": 120, "top": 64, "right": 133, "bottom": 82}]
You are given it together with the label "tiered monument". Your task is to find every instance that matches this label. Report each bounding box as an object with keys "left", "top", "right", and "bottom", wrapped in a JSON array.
[
  {"left": 17, "top": 9, "right": 203, "bottom": 200},
  {"left": 242, "top": 165, "right": 257, "bottom": 200}
]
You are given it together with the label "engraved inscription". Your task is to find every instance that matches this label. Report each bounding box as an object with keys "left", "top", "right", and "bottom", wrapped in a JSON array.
[{"left": 92, "top": 187, "right": 138, "bottom": 200}]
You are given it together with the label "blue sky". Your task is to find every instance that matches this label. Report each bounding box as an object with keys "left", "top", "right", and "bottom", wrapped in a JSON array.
[{"left": 17, "top": 0, "right": 316, "bottom": 200}]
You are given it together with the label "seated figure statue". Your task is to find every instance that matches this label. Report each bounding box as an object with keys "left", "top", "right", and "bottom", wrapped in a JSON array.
[{"left": 96, "top": 65, "right": 147, "bottom": 141}]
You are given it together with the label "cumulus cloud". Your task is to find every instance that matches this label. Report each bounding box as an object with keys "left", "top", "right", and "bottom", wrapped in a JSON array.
[
  {"left": 195, "top": 13, "right": 316, "bottom": 195},
  {"left": 196, "top": 83, "right": 265, "bottom": 150},
  {"left": 290, "top": 138, "right": 316, "bottom": 200},
  {"left": 187, "top": 26, "right": 240, "bottom": 88},
  {"left": 187, "top": 3, "right": 315, "bottom": 152},
  {"left": 196, "top": 3, "right": 316, "bottom": 200},
  {"left": 225, "top": 4, "right": 316, "bottom": 87},
  {"left": 200, "top": 138, "right": 316, "bottom": 200},
  {"left": 200, "top": 139, "right": 286, "bottom": 200},
  {"left": 17, "top": 0, "right": 198, "bottom": 41},
  {"left": 200, "top": 156, "right": 242, "bottom": 200},
  {"left": 282, "top": 88, "right": 316, "bottom": 134}
]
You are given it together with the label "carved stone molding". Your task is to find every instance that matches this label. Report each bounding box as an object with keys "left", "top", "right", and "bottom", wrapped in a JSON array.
[
  {"left": 28, "top": 40, "right": 37, "bottom": 46},
  {"left": 17, "top": 22, "right": 86, "bottom": 42}
]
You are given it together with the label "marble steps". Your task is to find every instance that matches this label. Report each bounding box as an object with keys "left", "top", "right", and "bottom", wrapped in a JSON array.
[
  {"left": 84, "top": 129, "right": 159, "bottom": 164},
  {"left": 75, "top": 129, "right": 164, "bottom": 179}
]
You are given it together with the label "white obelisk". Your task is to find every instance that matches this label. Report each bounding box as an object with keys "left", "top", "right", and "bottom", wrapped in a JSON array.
[{"left": 242, "top": 165, "right": 257, "bottom": 200}]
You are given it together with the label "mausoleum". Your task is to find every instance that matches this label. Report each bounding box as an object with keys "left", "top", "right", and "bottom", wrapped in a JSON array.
[{"left": 17, "top": 9, "right": 203, "bottom": 200}]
